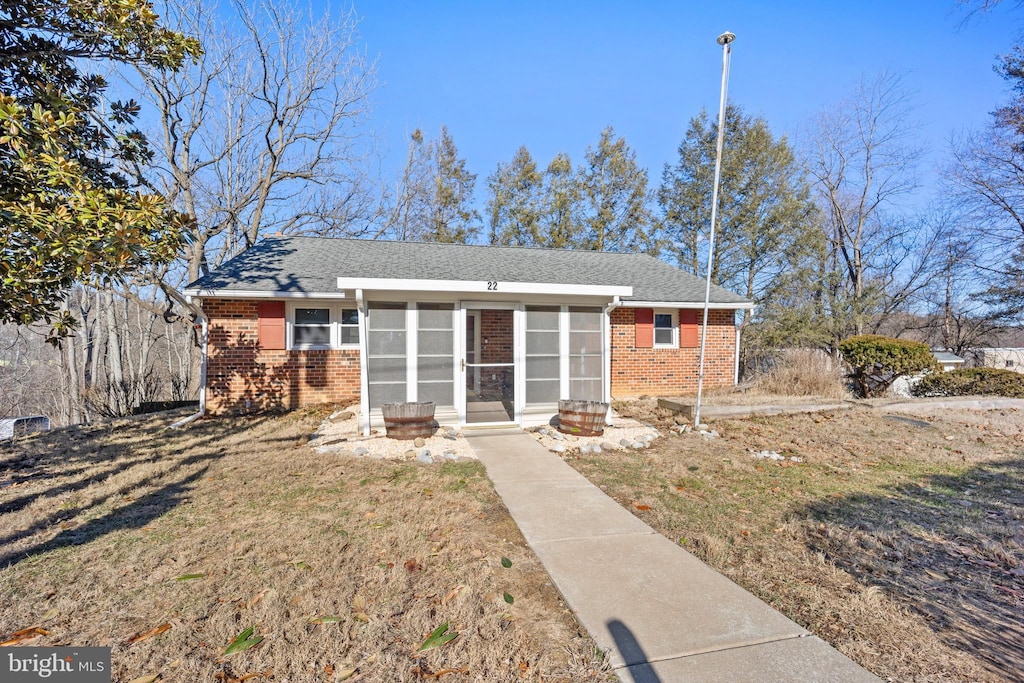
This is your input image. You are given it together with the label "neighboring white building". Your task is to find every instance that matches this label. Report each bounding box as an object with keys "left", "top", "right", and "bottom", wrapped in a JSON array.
[
  {"left": 971, "top": 348, "right": 1024, "bottom": 374},
  {"left": 932, "top": 351, "right": 965, "bottom": 372}
]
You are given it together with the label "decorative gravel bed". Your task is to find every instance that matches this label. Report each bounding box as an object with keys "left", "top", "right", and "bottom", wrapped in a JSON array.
[{"left": 310, "top": 407, "right": 664, "bottom": 461}]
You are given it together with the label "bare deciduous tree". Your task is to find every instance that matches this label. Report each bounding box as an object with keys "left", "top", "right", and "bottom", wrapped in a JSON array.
[
  {"left": 136, "top": 0, "right": 381, "bottom": 288},
  {"left": 805, "top": 72, "right": 935, "bottom": 340}
]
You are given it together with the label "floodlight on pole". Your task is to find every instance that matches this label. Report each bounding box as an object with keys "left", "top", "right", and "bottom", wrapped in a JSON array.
[{"left": 693, "top": 31, "right": 735, "bottom": 430}]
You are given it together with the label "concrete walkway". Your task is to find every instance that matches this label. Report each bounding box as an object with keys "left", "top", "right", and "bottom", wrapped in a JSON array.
[{"left": 467, "top": 430, "right": 879, "bottom": 683}]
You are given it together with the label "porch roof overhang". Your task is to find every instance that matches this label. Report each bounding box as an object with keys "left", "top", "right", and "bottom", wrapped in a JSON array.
[
  {"left": 622, "top": 299, "right": 756, "bottom": 310},
  {"left": 335, "top": 277, "right": 632, "bottom": 298}
]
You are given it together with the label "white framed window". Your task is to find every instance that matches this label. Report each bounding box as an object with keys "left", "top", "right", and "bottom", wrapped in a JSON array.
[
  {"left": 287, "top": 303, "right": 360, "bottom": 350},
  {"left": 654, "top": 310, "right": 678, "bottom": 348},
  {"left": 340, "top": 308, "right": 359, "bottom": 346},
  {"left": 293, "top": 306, "right": 332, "bottom": 348}
]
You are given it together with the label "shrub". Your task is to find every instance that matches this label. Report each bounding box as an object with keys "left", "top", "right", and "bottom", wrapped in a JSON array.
[
  {"left": 911, "top": 367, "right": 1024, "bottom": 398},
  {"left": 838, "top": 335, "right": 938, "bottom": 398}
]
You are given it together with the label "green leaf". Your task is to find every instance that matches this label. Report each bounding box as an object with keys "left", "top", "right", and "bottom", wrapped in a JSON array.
[
  {"left": 223, "top": 626, "right": 263, "bottom": 655},
  {"left": 418, "top": 622, "right": 458, "bottom": 651},
  {"left": 175, "top": 573, "right": 204, "bottom": 581},
  {"left": 503, "top": 592, "right": 515, "bottom": 605},
  {"left": 500, "top": 556, "right": 512, "bottom": 568}
]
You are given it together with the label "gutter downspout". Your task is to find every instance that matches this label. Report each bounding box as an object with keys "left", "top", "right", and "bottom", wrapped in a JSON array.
[
  {"left": 170, "top": 297, "right": 209, "bottom": 429},
  {"left": 735, "top": 322, "right": 742, "bottom": 385},
  {"left": 356, "top": 289, "right": 371, "bottom": 437},
  {"left": 602, "top": 296, "right": 622, "bottom": 419}
]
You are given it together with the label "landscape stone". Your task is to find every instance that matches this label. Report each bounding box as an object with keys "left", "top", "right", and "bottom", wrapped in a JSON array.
[
  {"left": 631, "top": 441, "right": 645, "bottom": 449},
  {"left": 444, "top": 434, "right": 458, "bottom": 440},
  {"left": 591, "top": 444, "right": 602, "bottom": 454},
  {"left": 550, "top": 444, "right": 566, "bottom": 453},
  {"left": 444, "top": 451, "right": 459, "bottom": 461},
  {"left": 329, "top": 409, "right": 354, "bottom": 421},
  {"left": 551, "top": 431, "right": 565, "bottom": 441},
  {"left": 417, "top": 450, "right": 433, "bottom": 464},
  {"left": 414, "top": 437, "right": 426, "bottom": 448},
  {"left": 353, "top": 446, "right": 369, "bottom": 456},
  {"left": 619, "top": 438, "right": 632, "bottom": 447},
  {"left": 602, "top": 442, "right": 616, "bottom": 451},
  {"left": 404, "top": 449, "right": 416, "bottom": 458}
]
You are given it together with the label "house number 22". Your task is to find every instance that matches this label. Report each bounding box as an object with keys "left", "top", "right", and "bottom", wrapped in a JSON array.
[{"left": 487, "top": 281, "right": 498, "bottom": 290}]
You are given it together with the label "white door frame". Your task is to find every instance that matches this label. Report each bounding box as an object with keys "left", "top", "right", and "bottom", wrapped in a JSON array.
[{"left": 457, "top": 301, "right": 522, "bottom": 426}]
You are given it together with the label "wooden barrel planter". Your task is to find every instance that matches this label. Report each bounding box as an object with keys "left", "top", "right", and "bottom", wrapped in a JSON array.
[
  {"left": 381, "top": 402, "right": 436, "bottom": 440},
  {"left": 557, "top": 399, "right": 609, "bottom": 437}
]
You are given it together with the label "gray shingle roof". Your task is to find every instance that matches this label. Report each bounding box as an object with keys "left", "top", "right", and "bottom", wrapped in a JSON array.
[{"left": 185, "top": 236, "right": 751, "bottom": 305}]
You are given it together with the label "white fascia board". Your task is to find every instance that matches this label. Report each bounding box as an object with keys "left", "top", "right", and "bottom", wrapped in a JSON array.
[
  {"left": 622, "top": 300, "right": 755, "bottom": 310},
  {"left": 182, "top": 289, "right": 349, "bottom": 299},
  {"left": 336, "top": 277, "right": 631, "bottom": 298}
]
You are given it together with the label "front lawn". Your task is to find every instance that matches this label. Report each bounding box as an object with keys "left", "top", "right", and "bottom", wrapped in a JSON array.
[
  {"left": 570, "top": 402, "right": 1024, "bottom": 682},
  {"left": 0, "top": 409, "right": 612, "bottom": 682}
]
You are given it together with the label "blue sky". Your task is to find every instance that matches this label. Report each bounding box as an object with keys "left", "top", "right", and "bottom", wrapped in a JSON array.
[{"left": 355, "top": 1, "right": 1021, "bottom": 204}]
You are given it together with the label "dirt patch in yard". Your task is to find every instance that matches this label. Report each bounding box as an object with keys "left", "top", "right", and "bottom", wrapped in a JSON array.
[
  {"left": 0, "top": 409, "right": 612, "bottom": 682},
  {"left": 570, "top": 400, "right": 1024, "bottom": 682}
]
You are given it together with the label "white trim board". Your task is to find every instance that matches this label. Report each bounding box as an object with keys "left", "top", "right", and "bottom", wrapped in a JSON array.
[
  {"left": 337, "top": 277, "right": 632, "bottom": 298},
  {"left": 622, "top": 300, "right": 755, "bottom": 310},
  {"left": 183, "top": 289, "right": 349, "bottom": 299}
]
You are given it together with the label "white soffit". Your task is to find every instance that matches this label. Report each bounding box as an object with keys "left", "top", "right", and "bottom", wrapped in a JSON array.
[
  {"left": 623, "top": 300, "right": 755, "bottom": 310},
  {"left": 336, "top": 277, "right": 632, "bottom": 298}
]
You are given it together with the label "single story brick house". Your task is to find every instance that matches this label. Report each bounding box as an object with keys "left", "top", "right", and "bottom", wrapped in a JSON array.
[{"left": 183, "top": 236, "right": 753, "bottom": 431}]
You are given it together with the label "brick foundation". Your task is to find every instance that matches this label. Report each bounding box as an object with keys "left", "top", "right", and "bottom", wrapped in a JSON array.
[
  {"left": 610, "top": 307, "right": 736, "bottom": 397},
  {"left": 202, "top": 299, "right": 360, "bottom": 414}
]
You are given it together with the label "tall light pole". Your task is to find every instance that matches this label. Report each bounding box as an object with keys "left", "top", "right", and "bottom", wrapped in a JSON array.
[{"left": 693, "top": 31, "right": 735, "bottom": 430}]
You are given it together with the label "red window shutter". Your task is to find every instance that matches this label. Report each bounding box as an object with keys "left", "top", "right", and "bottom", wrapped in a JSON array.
[
  {"left": 258, "top": 301, "right": 286, "bottom": 350},
  {"left": 634, "top": 308, "right": 654, "bottom": 348},
  {"left": 679, "top": 309, "right": 699, "bottom": 348}
]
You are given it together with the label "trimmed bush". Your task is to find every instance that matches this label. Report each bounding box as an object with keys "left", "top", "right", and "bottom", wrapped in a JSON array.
[
  {"left": 911, "top": 367, "right": 1024, "bottom": 398},
  {"left": 838, "top": 335, "right": 938, "bottom": 398}
]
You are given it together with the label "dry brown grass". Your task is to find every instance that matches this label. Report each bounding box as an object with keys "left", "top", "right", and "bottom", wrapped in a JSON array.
[
  {"left": 573, "top": 402, "right": 1024, "bottom": 682},
  {"left": 0, "top": 409, "right": 613, "bottom": 683},
  {"left": 751, "top": 349, "right": 851, "bottom": 399}
]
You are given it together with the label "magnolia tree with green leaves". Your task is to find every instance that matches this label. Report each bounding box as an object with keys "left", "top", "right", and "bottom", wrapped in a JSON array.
[{"left": 0, "top": 0, "right": 200, "bottom": 339}]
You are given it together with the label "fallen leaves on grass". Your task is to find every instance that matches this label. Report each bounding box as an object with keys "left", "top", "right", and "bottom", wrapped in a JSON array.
[
  {"left": 503, "top": 592, "right": 515, "bottom": 605},
  {"left": 633, "top": 503, "right": 651, "bottom": 511},
  {"left": 174, "top": 573, "right": 204, "bottom": 581},
  {"left": 213, "top": 669, "right": 273, "bottom": 682},
  {"left": 126, "top": 623, "right": 171, "bottom": 645},
  {"left": 223, "top": 626, "right": 263, "bottom": 655},
  {"left": 410, "top": 664, "right": 469, "bottom": 679},
  {"left": 308, "top": 615, "right": 342, "bottom": 624},
  {"left": 441, "top": 585, "right": 464, "bottom": 604},
  {"left": 500, "top": 557, "right": 512, "bottom": 568},
  {"left": 0, "top": 626, "right": 50, "bottom": 646},
  {"left": 417, "top": 622, "right": 458, "bottom": 652},
  {"left": 125, "top": 675, "right": 160, "bottom": 683},
  {"left": 405, "top": 558, "right": 423, "bottom": 572},
  {"left": 245, "top": 588, "right": 271, "bottom": 608}
]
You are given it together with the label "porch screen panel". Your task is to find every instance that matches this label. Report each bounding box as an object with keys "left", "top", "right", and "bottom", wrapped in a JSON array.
[
  {"left": 367, "top": 302, "right": 407, "bottom": 408},
  {"left": 417, "top": 304, "right": 454, "bottom": 408},
  {"left": 525, "top": 306, "right": 560, "bottom": 405},
  {"left": 569, "top": 307, "right": 603, "bottom": 401}
]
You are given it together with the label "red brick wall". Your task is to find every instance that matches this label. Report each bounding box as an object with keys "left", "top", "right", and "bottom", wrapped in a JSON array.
[
  {"left": 480, "top": 309, "right": 513, "bottom": 363},
  {"left": 611, "top": 307, "right": 736, "bottom": 396},
  {"left": 202, "top": 299, "right": 360, "bottom": 414}
]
